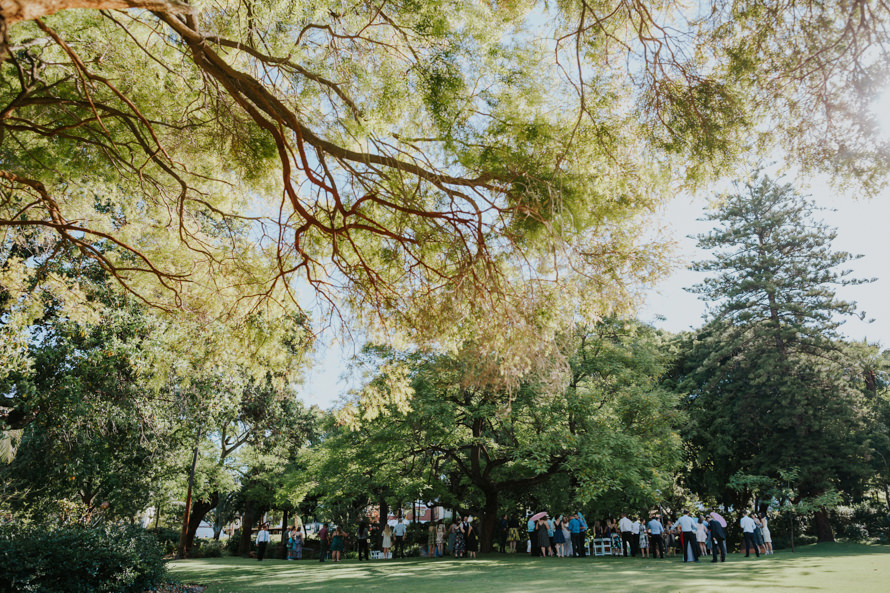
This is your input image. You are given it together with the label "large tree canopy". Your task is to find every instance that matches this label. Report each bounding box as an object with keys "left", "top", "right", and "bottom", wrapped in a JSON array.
[
  {"left": 332, "top": 320, "right": 680, "bottom": 551},
  {"left": 3, "top": 1, "right": 888, "bottom": 364}
]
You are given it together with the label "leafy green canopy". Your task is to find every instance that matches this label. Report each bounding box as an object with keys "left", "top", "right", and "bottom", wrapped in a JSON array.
[
  {"left": 324, "top": 319, "right": 680, "bottom": 548},
  {"left": 3, "top": 1, "right": 887, "bottom": 365},
  {"left": 673, "top": 176, "right": 873, "bottom": 538}
]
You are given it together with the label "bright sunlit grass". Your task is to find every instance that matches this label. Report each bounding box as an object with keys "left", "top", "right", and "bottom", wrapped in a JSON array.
[{"left": 168, "top": 542, "right": 889, "bottom": 593}]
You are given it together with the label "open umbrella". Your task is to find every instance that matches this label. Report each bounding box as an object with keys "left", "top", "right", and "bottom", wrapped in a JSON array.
[
  {"left": 709, "top": 512, "right": 727, "bottom": 528},
  {"left": 530, "top": 511, "right": 548, "bottom": 521}
]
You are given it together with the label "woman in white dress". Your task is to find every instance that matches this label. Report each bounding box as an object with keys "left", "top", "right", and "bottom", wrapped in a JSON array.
[
  {"left": 561, "top": 517, "right": 573, "bottom": 557},
  {"left": 382, "top": 524, "right": 393, "bottom": 559},
  {"left": 696, "top": 517, "right": 708, "bottom": 557},
  {"left": 761, "top": 514, "right": 773, "bottom": 555}
]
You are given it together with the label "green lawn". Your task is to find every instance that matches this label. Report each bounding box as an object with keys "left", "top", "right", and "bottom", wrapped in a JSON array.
[{"left": 168, "top": 543, "right": 889, "bottom": 593}]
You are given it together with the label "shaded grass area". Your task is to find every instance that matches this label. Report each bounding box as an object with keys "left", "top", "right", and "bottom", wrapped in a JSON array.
[{"left": 168, "top": 543, "right": 889, "bottom": 593}]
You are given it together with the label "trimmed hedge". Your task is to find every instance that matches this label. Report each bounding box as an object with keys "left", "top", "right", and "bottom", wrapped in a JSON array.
[{"left": 0, "top": 523, "right": 166, "bottom": 593}]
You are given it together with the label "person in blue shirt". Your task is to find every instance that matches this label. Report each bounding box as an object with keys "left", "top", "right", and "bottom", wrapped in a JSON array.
[
  {"left": 568, "top": 514, "right": 582, "bottom": 557},
  {"left": 527, "top": 516, "right": 538, "bottom": 556},
  {"left": 392, "top": 518, "right": 408, "bottom": 559},
  {"left": 577, "top": 512, "right": 589, "bottom": 557},
  {"left": 647, "top": 516, "right": 665, "bottom": 558}
]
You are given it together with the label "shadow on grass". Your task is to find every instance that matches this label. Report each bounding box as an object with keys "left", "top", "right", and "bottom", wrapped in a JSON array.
[{"left": 168, "top": 543, "right": 890, "bottom": 593}]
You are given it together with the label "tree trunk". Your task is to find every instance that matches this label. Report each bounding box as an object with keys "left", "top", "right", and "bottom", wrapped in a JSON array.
[
  {"left": 185, "top": 494, "right": 218, "bottom": 552},
  {"left": 239, "top": 503, "right": 256, "bottom": 556},
  {"left": 480, "top": 489, "right": 499, "bottom": 553},
  {"left": 278, "top": 510, "right": 289, "bottom": 559},
  {"left": 813, "top": 508, "right": 835, "bottom": 542},
  {"left": 178, "top": 439, "right": 201, "bottom": 558},
  {"left": 378, "top": 497, "right": 389, "bottom": 549}
]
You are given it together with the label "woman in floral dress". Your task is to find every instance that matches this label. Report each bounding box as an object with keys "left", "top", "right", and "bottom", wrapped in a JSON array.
[{"left": 453, "top": 520, "right": 466, "bottom": 558}]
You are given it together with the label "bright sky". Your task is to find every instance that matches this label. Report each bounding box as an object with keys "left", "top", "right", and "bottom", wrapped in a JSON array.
[
  {"left": 640, "top": 181, "right": 890, "bottom": 341},
  {"left": 296, "top": 97, "right": 890, "bottom": 410}
]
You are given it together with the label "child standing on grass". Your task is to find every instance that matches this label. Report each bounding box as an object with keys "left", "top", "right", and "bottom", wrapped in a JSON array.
[
  {"left": 639, "top": 527, "right": 649, "bottom": 558},
  {"left": 436, "top": 521, "right": 446, "bottom": 557}
]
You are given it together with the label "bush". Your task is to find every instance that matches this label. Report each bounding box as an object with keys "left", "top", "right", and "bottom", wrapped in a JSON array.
[
  {"left": 190, "top": 538, "right": 225, "bottom": 558},
  {"left": 149, "top": 527, "right": 181, "bottom": 556},
  {"left": 224, "top": 529, "right": 241, "bottom": 554},
  {"left": 0, "top": 523, "right": 166, "bottom": 593},
  {"left": 831, "top": 503, "right": 890, "bottom": 543}
]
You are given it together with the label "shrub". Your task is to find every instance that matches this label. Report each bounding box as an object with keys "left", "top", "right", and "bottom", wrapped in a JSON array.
[
  {"left": 831, "top": 503, "right": 890, "bottom": 543},
  {"left": 190, "top": 538, "right": 225, "bottom": 558},
  {"left": 0, "top": 523, "right": 166, "bottom": 593},
  {"left": 224, "top": 529, "right": 241, "bottom": 554},
  {"left": 150, "top": 527, "right": 181, "bottom": 556}
]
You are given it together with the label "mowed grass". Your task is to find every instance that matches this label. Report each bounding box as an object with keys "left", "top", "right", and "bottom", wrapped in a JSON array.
[{"left": 168, "top": 543, "right": 889, "bottom": 593}]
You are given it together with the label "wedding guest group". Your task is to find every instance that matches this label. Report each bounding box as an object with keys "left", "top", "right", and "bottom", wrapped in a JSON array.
[{"left": 260, "top": 508, "right": 775, "bottom": 563}]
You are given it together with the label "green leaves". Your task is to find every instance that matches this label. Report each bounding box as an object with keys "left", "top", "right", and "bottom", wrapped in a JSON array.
[{"left": 678, "top": 175, "right": 874, "bottom": 532}]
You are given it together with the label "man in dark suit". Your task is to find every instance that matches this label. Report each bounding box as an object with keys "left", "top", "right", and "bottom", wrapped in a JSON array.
[{"left": 708, "top": 514, "right": 727, "bottom": 562}]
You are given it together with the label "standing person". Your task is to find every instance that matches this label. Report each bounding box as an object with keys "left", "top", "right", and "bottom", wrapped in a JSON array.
[
  {"left": 546, "top": 516, "right": 555, "bottom": 552},
  {"left": 536, "top": 517, "right": 551, "bottom": 557},
  {"left": 708, "top": 513, "right": 727, "bottom": 563},
  {"left": 392, "top": 517, "right": 408, "bottom": 559},
  {"left": 563, "top": 516, "right": 574, "bottom": 557},
  {"left": 287, "top": 526, "right": 297, "bottom": 560},
  {"left": 292, "top": 525, "right": 304, "bottom": 560},
  {"left": 761, "top": 513, "right": 773, "bottom": 555},
  {"left": 448, "top": 521, "right": 458, "bottom": 556},
  {"left": 553, "top": 515, "right": 567, "bottom": 557},
  {"left": 499, "top": 514, "right": 509, "bottom": 553},
  {"left": 696, "top": 516, "right": 709, "bottom": 558},
  {"left": 466, "top": 519, "right": 479, "bottom": 559},
  {"left": 664, "top": 520, "right": 676, "bottom": 557},
  {"left": 255, "top": 522, "right": 271, "bottom": 561},
  {"left": 318, "top": 522, "right": 329, "bottom": 563},
  {"left": 639, "top": 525, "right": 649, "bottom": 558},
  {"left": 527, "top": 515, "right": 538, "bottom": 556},
  {"left": 630, "top": 517, "right": 642, "bottom": 557},
  {"left": 436, "top": 521, "right": 447, "bottom": 557},
  {"left": 647, "top": 516, "right": 665, "bottom": 559},
  {"left": 753, "top": 514, "right": 766, "bottom": 555},
  {"left": 381, "top": 524, "right": 393, "bottom": 560},
  {"left": 740, "top": 511, "right": 760, "bottom": 558},
  {"left": 568, "top": 513, "right": 582, "bottom": 557},
  {"left": 577, "top": 511, "right": 589, "bottom": 557},
  {"left": 677, "top": 510, "right": 699, "bottom": 562},
  {"left": 427, "top": 522, "right": 437, "bottom": 558},
  {"left": 331, "top": 526, "right": 345, "bottom": 563},
  {"left": 618, "top": 513, "right": 633, "bottom": 557},
  {"left": 357, "top": 521, "right": 370, "bottom": 561},
  {"left": 454, "top": 519, "right": 467, "bottom": 558},
  {"left": 507, "top": 516, "right": 520, "bottom": 553}
]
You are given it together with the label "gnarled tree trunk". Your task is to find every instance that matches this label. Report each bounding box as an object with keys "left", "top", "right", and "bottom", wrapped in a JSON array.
[
  {"left": 480, "top": 489, "right": 499, "bottom": 553},
  {"left": 185, "top": 494, "right": 218, "bottom": 552}
]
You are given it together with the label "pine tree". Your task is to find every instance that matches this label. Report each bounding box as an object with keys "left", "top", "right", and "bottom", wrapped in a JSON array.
[{"left": 678, "top": 175, "right": 872, "bottom": 542}]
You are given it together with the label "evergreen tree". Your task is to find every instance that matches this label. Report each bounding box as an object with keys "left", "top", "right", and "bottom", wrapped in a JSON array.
[{"left": 676, "top": 175, "right": 872, "bottom": 542}]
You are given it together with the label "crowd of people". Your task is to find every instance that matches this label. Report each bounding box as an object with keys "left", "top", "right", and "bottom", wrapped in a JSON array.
[
  {"left": 256, "top": 508, "right": 775, "bottom": 563},
  {"left": 605, "top": 509, "right": 773, "bottom": 562}
]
